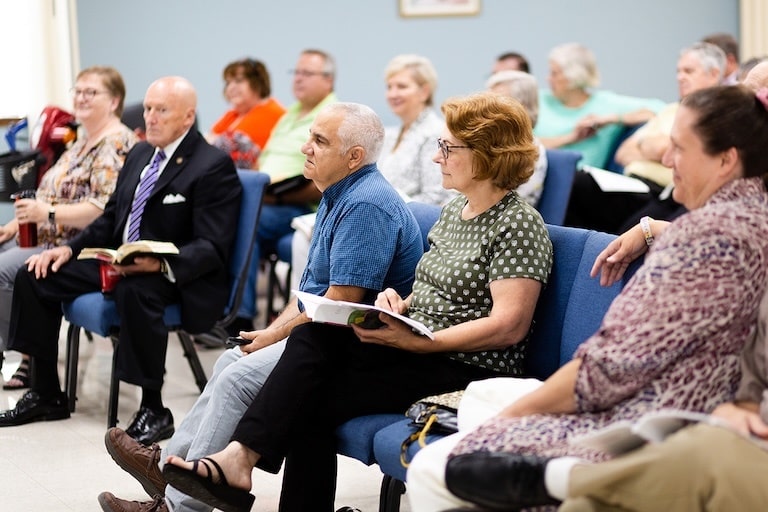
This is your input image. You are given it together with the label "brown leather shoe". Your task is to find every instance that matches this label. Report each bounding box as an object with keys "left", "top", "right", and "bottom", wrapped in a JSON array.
[
  {"left": 104, "top": 427, "right": 166, "bottom": 497},
  {"left": 98, "top": 492, "right": 168, "bottom": 512}
]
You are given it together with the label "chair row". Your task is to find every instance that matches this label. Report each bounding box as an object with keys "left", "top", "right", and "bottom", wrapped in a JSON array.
[{"left": 334, "top": 220, "right": 642, "bottom": 512}]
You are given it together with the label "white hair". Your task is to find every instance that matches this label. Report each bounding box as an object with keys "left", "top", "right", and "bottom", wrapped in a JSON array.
[{"left": 323, "top": 102, "right": 385, "bottom": 164}]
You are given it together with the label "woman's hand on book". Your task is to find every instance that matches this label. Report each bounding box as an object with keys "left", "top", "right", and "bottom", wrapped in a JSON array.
[
  {"left": 352, "top": 315, "right": 427, "bottom": 352},
  {"left": 374, "top": 288, "right": 409, "bottom": 315}
]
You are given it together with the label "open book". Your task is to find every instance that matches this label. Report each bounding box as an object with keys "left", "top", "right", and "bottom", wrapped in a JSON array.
[
  {"left": 293, "top": 290, "right": 434, "bottom": 340},
  {"left": 569, "top": 409, "right": 717, "bottom": 455},
  {"left": 77, "top": 240, "right": 179, "bottom": 265}
]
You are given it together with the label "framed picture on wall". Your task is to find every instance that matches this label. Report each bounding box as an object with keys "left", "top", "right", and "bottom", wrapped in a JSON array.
[{"left": 399, "top": 0, "right": 481, "bottom": 17}]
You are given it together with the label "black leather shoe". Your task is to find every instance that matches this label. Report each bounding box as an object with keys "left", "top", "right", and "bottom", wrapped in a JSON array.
[
  {"left": 0, "top": 390, "right": 70, "bottom": 426},
  {"left": 125, "top": 407, "right": 175, "bottom": 446},
  {"left": 445, "top": 452, "right": 560, "bottom": 510}
]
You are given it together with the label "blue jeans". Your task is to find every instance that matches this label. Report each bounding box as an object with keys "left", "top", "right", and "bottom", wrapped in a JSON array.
[
  {"left": 237, "top": 203, "right": 311, "bottom": 318},
  {"left": 162, "top": 340, "right": 286, "bottom": 512}
]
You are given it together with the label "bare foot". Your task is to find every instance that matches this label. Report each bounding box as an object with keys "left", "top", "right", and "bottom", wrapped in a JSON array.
[{"left": 165, "top": 442, "right": 257, "bottom": 491}]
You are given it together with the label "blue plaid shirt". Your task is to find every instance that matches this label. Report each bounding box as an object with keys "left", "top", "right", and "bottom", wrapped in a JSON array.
[{"left": 299, "top": 163, "right": 423, "bottom": 305}]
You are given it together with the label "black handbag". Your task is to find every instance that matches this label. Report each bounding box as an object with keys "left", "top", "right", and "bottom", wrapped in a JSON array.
[
  {"left": 400, "top": 390, "right": 463, "bottom": 467},
  {"left": 0, "top": 150, "right": 43, "bottom": 201}
]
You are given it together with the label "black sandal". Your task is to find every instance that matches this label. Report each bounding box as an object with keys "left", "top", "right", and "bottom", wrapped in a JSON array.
[
  {"left": 163, "top": 457, "right": 254, "bottom": 512},
  {"left": 3, "top": 356, "right": 31, "bottom": 390}
]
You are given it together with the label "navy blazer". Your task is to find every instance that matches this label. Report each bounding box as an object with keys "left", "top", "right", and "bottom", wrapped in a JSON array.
[{"left": 68, "top": 129, "right": 242, "bottom": 333}]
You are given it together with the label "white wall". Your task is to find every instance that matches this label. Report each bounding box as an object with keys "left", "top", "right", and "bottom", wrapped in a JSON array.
[
  {"left": 0, "top": 0, "right": 75, "bottom": 146},
  {"left": 74, "top": 0, "right": 739, "bottom": 131}
]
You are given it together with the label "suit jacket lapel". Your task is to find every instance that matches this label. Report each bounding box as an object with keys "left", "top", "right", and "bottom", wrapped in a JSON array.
[
  {"left": 149, "top": 130, "right": 201, "bottom": 201},
  {"left": 117, "top": 144, "right": 154, "bottom": 229}
]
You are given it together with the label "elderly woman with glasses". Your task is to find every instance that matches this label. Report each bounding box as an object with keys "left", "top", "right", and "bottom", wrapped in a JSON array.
[
  {"left": 0, "top": 65, "right": 137, "bottom": 386},
  {"left": 161, "top": 92, "right": 553, "bottom": 512}
]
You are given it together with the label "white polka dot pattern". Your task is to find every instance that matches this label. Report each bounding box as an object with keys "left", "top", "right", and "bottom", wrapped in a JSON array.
[{"left": 409, "top": 192, "right": 553, "bottom": 374}]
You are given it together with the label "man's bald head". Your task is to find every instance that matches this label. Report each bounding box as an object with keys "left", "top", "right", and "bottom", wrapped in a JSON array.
[
  {"left": 743, "top": 61, "right": 768, "bottom": 91},
  {"left": 143, "top": 76, "right": 197, "bottom": 148}
]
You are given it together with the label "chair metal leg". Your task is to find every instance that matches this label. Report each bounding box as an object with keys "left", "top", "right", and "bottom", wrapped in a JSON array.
[
  {"left": 378, "top": 475, "right": 405, "bottom": 512},
  {"left": 64, "top": 324, "right": 81, "bottom": 413},
  {"left": 265, "top": 253, "right": 292, "bottom": 328},
  {"left": 108, "top": 335, "right": 120, "bottom": 428},
  {"left": 177, "top": 332, "right": 207, "bottom": 392},
  {"left": 283, "top": 265, "right": 292, "bottom": 304},
  {"left": 265, "top": 253, "right": 278, "bottom": 328}
]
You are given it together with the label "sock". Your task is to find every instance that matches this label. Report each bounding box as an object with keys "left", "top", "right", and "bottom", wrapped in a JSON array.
[
  {"left": 544, "top": 456, "right": 584, "bottom": 500},
  {"left": 140, "top": 389, "right": 164, "bottom": 411}
]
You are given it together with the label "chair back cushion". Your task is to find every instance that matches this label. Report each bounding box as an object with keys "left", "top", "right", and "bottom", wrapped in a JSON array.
[
  {"left": 537, "top": 149, "right": 581, "bottom": 225},
  {"left": 406, "top": 202, "right": 441, "bottom": 252},
  {"left": 224, "top": 170, "right": 270, "bottom": 314},
  {"left": 525, "top": 224, "right": 640, "bottom": 378}
]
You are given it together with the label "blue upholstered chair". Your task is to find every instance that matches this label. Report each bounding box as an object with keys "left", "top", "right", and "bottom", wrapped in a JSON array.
[
  {"left": 62, "top": 170, "right": 270, "bottom": 427},
  {"left": 264, "top": 200, "right": 442, "bottom": 326},
  {"left": 537, "top": 149, "right": 582, "bottom": 225},
  {"left": 335, "top": 221, "right": 642, "bottom": 512}
]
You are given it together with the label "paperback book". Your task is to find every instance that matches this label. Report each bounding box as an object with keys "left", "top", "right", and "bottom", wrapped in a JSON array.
[{"left": 293, "top": 290, "right": 434, "bottom": 340}]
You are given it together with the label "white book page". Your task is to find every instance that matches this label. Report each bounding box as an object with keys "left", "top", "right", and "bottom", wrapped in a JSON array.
[
  {"left": 633, "top": 409, "right": 712, "bottom": 443},
  {"left": 583, "top": 165, "right": 651, "bottom": 193},
  {"left": 293, "top": 290, "right": 434, "bottom": 339},
  {"left": 569, "top": 421, "right": 647, "bottom": 455}
]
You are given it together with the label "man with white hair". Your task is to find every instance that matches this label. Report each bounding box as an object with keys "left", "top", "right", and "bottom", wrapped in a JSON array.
[{"left": 565, "top": 42, "right": 726, "bottom": 234}]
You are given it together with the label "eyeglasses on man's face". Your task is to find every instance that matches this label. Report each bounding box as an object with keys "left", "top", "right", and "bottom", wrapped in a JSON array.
[
  {"left": 289, "top": 69, "right": 328, "bottom": 78},
  {"left": 437, "top": 138, "right": 471, "bottom": 160},
  {"left": 70, "top": 87, "right": 108, "bottom": 100}
]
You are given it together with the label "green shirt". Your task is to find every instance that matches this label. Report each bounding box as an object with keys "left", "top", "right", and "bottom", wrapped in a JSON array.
[
  {"left": 535, "top": 89, "right": 666, "bottom": 168},
  {"left": 258, "top": 92, "right": 338, "bottom": 182},
  {"left": 410, "top": 191, "right": 553, "bottom": 374}
]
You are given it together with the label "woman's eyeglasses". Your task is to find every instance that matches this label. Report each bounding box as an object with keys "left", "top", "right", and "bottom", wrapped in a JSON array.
[
  {"left": 70, "top": 88, "right": 107, "bottom": 100},
  {"left": 288, "top": 69, "right": 328, "bottom": 78},
  {"left": 437, "top": 138, "right": 471, "bottom": 160}
]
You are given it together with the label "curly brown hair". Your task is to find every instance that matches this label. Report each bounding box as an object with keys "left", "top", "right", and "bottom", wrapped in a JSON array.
[{"left": 441, "top": 92, "right": 538, "bottom": 190}]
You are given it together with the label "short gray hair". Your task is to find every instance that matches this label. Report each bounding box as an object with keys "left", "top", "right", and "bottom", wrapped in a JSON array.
[
  {"left": 302, "top": 48, "right": 337, "bottom": 82},
  {"left": 323, "top": 102, "right": 385, "bottom": 165},
  {"left": 486, "top": 70, "right": 540, "bottom": 126},
  {"left": 681, "top": 42, "right": 726, "bottom": 79},
  {"left": 548, "top": 42, "right": 600, "bottom": 89}
]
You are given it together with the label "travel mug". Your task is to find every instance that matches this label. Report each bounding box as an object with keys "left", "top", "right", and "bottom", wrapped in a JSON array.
[
  {"left": 12, "top": 189, "right": 37, "bottom": 248},
  {"left": 99, "top": 263, "right": 122, "bottom": 294}
]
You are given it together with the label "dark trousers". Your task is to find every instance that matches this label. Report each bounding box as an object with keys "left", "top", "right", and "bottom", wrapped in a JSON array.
[
  {"left": 564, "top": 171, "right": 689, "bottom": 234},
  {"left": 9, "top": 259, "right": 179, "bottom": 391},
  {"left": 564, "top": 171, "right": 658, "bottom": 234},
  {"left": 231, "top": 322, "right": 494, "bottom": 512}
]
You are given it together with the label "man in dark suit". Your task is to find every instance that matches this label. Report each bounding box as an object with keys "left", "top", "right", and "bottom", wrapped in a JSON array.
[{"left": 0, "top": 76, "right": 241, "bottom": 445}]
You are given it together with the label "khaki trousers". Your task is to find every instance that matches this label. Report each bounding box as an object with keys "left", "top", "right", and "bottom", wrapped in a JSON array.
[{"left": 560, "top": 424, "right": 768, "bottom": 512}]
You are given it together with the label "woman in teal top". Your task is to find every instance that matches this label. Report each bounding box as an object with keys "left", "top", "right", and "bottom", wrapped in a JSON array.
[{"left": 536, "top": 42, "right": 666, "bottom": 168}]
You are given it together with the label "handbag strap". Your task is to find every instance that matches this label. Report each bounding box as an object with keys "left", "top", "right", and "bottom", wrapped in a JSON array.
[{"left": 400, "top": 413, "right": 438, "bottom": 468}]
